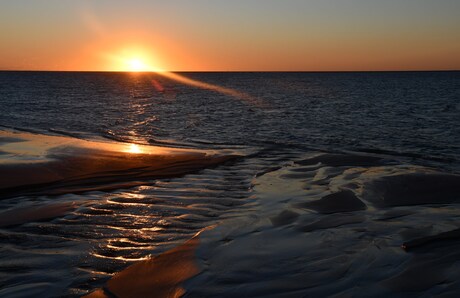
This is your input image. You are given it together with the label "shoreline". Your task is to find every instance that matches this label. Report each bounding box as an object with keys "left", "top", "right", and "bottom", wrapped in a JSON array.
[
  {"left": 0, "top": 129, "right": 240, "bottom": 199},
  {"left": 1, "top": 129, "right": 460, "bottom": 296}
]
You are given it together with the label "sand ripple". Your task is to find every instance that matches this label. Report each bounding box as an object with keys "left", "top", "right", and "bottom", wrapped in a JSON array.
[
  {"left": 1, "top": 135, "right": 460, "bottom": 297},
  {"left": 184, "top": 152, "right": 460, "bottom": 297}
]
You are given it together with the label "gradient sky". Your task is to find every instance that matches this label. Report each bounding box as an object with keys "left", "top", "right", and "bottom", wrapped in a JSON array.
[{"left": 0, "top": 0, "right": 459, "bottom": 71}]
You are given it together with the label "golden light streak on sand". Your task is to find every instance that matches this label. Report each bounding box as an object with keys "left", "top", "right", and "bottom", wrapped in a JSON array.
[
  {"left": 84, "top": 232, "right": 204, "bottom": 298},
  {"left": 0, "top": 130, "right": 238, "bottom": 198},
  {"left": 126, "top": 143, "right": 142, "bottom": 154},
  {"left": 89, "top": 252, "right": 151, "bottom": 262}
]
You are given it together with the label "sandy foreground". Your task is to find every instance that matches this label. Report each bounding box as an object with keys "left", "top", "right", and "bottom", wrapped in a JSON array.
[
  {"left": 87, "top": 154, "right": 460, "bottom": 297},
  {"left": 1, "top": 130, "right": 460, "bottom": 297},
  {"left": 0, "top": 130, "right": 237, "bottom": 199}
]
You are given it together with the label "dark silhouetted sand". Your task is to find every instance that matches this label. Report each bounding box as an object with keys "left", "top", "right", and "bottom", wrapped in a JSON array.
[{"left": 2, "top": 132, "right": 460, "bottom": 297}]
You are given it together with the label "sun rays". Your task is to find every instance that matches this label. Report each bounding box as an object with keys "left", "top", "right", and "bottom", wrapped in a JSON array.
[
  {"left": 102, "top": 46, "right": 264, "bottom": 106},
  {"left": 104, "top": 47, "right": 165, "bottom": 72}
]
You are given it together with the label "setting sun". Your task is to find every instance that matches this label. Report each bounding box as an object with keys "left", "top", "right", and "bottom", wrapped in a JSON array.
[
  {"left": 103, "top": 47, "right": 165, "bottom": 72},
  {"left": 127, "top": 58, "right": 147, "bottom": 72},
  {"left": 1, "top": 1, "right": 460, "bottom": 297}
]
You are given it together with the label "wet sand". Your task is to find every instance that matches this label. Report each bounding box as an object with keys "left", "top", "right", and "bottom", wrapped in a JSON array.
[
  {"left": 0, "top": 129, "right": 250, "bottom": 297},
  {"left": 1, "top": 131, "right": 460, "bottom": 297},
  {"left": 0, "top": 201, "right": 77, "bottom": 228},
  {"left": 84, "top": 234, "right": 202, "bottom": 298},
  {"left": 182, "top": 153, "right": 460, "bottom": 297},
  {"left": 0, "top": 130, "right": 238, "bottom": 200},
  {"left": 78, "top": 152, "right": 460, "bottom": 297}
]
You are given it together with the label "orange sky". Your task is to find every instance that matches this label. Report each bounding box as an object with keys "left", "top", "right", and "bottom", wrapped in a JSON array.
[{"left": 0, "top": 0, "right": 459, "bottom": 71}]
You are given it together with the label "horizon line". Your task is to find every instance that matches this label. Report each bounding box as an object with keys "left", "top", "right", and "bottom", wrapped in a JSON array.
[{"left": 0, "top": 69, "right": 459, "bottom": 73}]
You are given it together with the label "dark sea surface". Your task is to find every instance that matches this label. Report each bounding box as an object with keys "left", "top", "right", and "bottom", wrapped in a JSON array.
[
  {"left": 0, "top": 71, "right": 459, "bottom": 297},
  {"left": 1, "top": 71, "right": 459, "bottom": 170}
]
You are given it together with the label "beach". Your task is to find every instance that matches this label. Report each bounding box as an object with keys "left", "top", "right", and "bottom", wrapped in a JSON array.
[
  {"left": 1, "top": 0, "right": 460, "bottom": 294},
  {"left": 0, "top": 71, "right": 459, "bottom": 297},
  {"left": 1, "top": 129, "right": 460, "bottom": 297}
]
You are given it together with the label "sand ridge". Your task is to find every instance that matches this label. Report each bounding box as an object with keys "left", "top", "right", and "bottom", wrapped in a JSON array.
[
  {"left": 0, "top": 130, "right": 240, "bottom": 199},
  {"left": 182, "top": 152, "right": 460, "bottom": 296}
]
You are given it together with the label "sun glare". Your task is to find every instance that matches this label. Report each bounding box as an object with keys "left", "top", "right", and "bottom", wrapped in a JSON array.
[
  {"left": 127, "top": 143, "right": 142, "bottom": 154},
  {"left": 128, "top": 58, "right": 147, "bottom": 72},
  {"left": 105, "top": 47, "right": 165, "bottom": 72}
]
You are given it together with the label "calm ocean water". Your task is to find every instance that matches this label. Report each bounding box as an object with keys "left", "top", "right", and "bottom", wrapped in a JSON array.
[
  {"left": 0, "top": 71, "right": 459, "bottom": 297},
  {"left": 1, "top": 71, "right": 459, "bottom": 171}
]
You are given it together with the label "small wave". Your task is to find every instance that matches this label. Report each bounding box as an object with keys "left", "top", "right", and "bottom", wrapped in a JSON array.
[
  {"left": 353, "top": 147, "right": 457, "bottom": 163},
  {"left": 48, "top": 128, "right": 88, "bottom": 139},
  {"left": 0, "top": 124, "right": 45, "bottom": 135}
]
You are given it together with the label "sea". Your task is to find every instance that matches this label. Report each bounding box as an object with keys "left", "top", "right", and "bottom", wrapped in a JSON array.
[{"left": 0, "top": 71, "right": 459, "bottom": 297}]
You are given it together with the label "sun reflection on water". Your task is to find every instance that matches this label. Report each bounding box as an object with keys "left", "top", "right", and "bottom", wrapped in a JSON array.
[{"left": 127, "top": 143, "right": 142, "bottom": 154}]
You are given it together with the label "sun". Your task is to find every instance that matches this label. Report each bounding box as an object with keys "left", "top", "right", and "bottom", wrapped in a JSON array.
[
  {"left": 128, "top": 58, "right": 148, "bottom": 72},
  {"left": 104, "top": 47, "right": 165, "bottom": 72}
]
